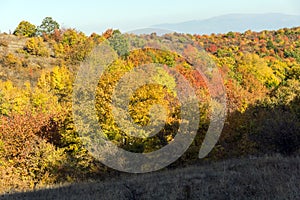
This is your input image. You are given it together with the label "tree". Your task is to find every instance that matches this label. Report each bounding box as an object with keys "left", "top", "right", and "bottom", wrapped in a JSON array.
[
  {"left": 236, "top": 53, "right": 280, "bottom": 88},
  {"left": 37, "top": 17, "right": 60, "bottom": 35},
  {"left": 53, "top": 28, "right": 94, "bottom": 63},
  {"left": 108, "top": 30, "right": 129, "bottom": 57},
  {"left": 13, "top": 21, "right": 36, "bottom": 37}
]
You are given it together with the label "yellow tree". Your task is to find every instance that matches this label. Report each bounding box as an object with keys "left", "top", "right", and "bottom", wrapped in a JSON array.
[{"left": 13, "top": 21, "right": 36, "bottom": 37}]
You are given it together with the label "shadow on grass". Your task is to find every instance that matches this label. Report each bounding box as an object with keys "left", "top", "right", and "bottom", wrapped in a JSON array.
[{"left": 1, "top": 155, "right": 299, "bottom": 200}]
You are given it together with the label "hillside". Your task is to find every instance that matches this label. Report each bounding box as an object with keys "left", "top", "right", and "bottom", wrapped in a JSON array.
[
  {"left": 0, "top": 34, "right": 57, "bottom": 87},
  {"left": 1, "top": 155, "right": 299, "bottom": 199},
  {"left": 0, "top": 24, "right": 299, "bottom": 196}
]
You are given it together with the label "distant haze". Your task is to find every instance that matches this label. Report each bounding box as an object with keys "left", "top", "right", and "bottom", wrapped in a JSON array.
[{"left": 150, "top": 13, "right": 300, "bottom": 34}]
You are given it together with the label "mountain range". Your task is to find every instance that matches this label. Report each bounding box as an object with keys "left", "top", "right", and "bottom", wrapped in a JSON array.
[{"left": 149, "top": 13, "right": 300, "bottom": 34}]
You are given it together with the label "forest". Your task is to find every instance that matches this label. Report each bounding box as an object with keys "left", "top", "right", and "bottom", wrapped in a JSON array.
[{"left": 0, "top": 17, "right": 299, "bottom": 194}]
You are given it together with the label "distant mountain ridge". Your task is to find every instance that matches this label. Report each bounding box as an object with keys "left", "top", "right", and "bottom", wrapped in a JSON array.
[{"left": 151, "top": 13, "right": 300, "bottom": 34}]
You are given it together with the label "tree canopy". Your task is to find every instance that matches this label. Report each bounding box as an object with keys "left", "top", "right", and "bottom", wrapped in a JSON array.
[
  {"left": 37, "top": 17, "right": 60, "bottom": 35},
  {"left": 13, "top": 20, "right": 36, "bottom": 37}
]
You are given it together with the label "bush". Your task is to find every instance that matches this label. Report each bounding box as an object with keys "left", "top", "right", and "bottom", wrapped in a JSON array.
[
  {"left": 56, "top": 29, "right": 94, "bottom": 63},
  {"left": 24, "top": 37, "right": 50, "bottom": 57},
  {"left": 2, "top": 53, "right": 22, "bottom": 68},
  {"left": 254, "top": 108, "right": 300, "bottom": 155},
  {"left": 0, "top": 111, "right": 65, "bottom": 193},
  {"left": 0, "top": 39, "right": 8, "bottom": 47}
]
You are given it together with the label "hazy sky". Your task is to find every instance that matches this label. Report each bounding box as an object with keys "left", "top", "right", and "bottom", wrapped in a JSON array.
[{"left": 1, "top": 0, "right": 299, "bottom": 35}]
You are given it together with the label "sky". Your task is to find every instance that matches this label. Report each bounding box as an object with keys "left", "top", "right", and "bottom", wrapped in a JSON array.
[{"left": 1, "top": 0, "right": 300, "bottom": 35}]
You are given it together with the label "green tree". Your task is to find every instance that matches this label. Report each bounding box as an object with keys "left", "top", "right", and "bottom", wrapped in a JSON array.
[
  {"left": 108, "top": 30, "right": 129, "bottom": 57},
  {"left": 37, "top": 17, "right": 60, "bottom": 35},
  {"left": 13, "top": 21, "right": 36, "bottom": 37}
]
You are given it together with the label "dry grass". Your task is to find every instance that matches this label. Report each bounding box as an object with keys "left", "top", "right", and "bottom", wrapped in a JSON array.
[
  {"left": 0, "top": 34, "right": 58, "bottom": 87},
  {"left": 1, "top": 154, "right": 299, "bottom": 200}
]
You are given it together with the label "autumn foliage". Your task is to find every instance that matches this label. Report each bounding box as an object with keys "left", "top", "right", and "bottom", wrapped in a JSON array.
[{"left": 0, "top": 20, "right": 299, "bottom": 193}]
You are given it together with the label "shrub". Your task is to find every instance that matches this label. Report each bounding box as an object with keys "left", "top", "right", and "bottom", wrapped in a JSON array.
[
  {"left": 0, "top": 39, "right": 8, "bottom": 47},
  {"left": 24, "top": 37, "right": 50, "bottom": 57},
  {"left": 2, "top": 53, "right": 22, "bottom": 68},
  {"left": 254, "top": 108, "right": 300, "bottom": 155},
  {"left": 0, "top": 111, "right": 65, "bottom": 193}
]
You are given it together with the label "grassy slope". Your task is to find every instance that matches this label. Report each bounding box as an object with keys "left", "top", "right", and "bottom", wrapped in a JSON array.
[
  {"left": 0, "top": 34, "right": 57, "bottom": 87},
  {"left": 1, "top": 155, "right": 299, "bottom": 200}
]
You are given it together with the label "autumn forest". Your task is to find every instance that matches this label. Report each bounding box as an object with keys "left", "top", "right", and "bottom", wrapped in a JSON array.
[{"left": 0, "top": 17, "right": 299, "bottom": 195}]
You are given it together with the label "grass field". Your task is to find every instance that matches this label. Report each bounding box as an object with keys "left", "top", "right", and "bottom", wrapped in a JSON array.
[{"left": 1, "top": 154, "right": 299, "bottom": 200}]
